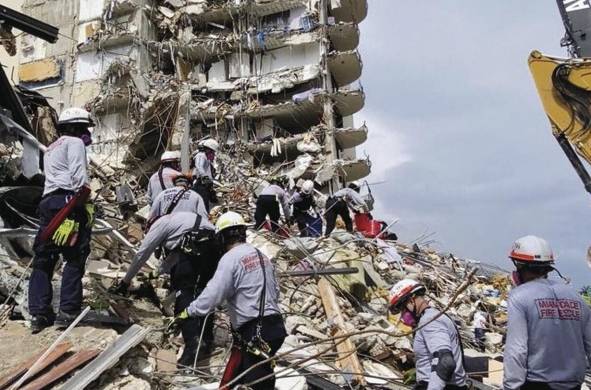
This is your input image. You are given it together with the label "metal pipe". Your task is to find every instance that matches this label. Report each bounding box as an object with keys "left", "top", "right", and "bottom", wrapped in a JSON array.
[{"left": 554, "top": 132, "right": 591, "bottom": 194}]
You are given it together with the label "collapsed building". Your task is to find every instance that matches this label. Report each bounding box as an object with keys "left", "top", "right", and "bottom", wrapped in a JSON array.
[
  {"left": 15, "top": 0, "right": 370, "bottom": 189},
  {"left": 1, "top": 1, "right": 573, "bottom": 390}
]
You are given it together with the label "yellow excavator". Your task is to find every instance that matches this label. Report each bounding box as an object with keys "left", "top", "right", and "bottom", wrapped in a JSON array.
[{"left": 529, "top": 1, "right": 591, "bottom": 194}]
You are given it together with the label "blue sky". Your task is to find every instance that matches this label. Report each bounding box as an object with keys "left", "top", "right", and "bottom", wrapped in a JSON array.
[{"left": 356, "top": 2, "right": 591, "bottom": 287}]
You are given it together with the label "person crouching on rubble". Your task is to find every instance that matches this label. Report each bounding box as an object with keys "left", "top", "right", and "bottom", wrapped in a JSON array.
[
  {"left": 147, "top": 150, "right": 182, "bottom": 205},
  {"left": 289, "top": 180, "right": 319, "bottom": 237},
  {"left": 503, "top": 235, "right": 591, "bottom": 390},
  {"left": 175, "top": 212, "right": 286, "bottom": 390},
  {"left": 192, "top": 138, "right": 219, "bottom": 212},
  {"left": 254, "top": 177, "right": 291, "bottom": 233},
  {"left": 324, "top": 182, "right": 368, "bottom": 236},
  {"left": 109, "top": 211, "right": 220, "bottom": 367},
  {"left": 29, "top": 107, "right": 95, "bottom": 333},
  {"left": 389, "top": 279, "right": 468, "bottom": 390}
]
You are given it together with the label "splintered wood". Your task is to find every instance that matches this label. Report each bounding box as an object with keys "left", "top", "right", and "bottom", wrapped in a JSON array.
[{"left": 317, "top": 278, "right": 366, "bottom": 386}]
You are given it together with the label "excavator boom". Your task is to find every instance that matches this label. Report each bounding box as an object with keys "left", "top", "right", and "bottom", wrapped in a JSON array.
[{"left": 528, "top": 51, "right": 591, "bottom": 193}]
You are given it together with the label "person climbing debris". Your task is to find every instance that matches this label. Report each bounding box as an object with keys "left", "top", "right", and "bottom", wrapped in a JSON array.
[
  {"left": 254, "top": 177, "right": 291, "bottom": 233},
  {"left": 109, "top": 211, "right": 220, "bottom": 368},
  {"left": 175, "top": 211, "right": 286, "bottom": 390},
  {"left": 192, "top": 138, "right": 219, "bottom": 212},
  {"left": 503, "top": 235, "right": 591, "bottom": 390},
  {"left": 324, "top": 182, "right": 368, "bottom": 236},
  {"left": 389, "top": 279, "right": 468, "bottom": 390},
  {"left": 29, "top": 107, "right": 95, "bottom": 333},
  {"left": 289, "top": 180, "right": 320, "bottom": 237},
  {"left": 147, "top": 150, "right": 181, "bottom": 205}
]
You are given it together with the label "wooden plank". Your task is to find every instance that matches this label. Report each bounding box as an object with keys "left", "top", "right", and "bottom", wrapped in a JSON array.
[
  {"left": 19, "top": 350, "right": 99, "bottom": 390},
  {"left": 317, "top": 278, "right": 366, "bottom": 386},
  {"left": 0, "top": 342, "right": 71, "bottom": 390}
]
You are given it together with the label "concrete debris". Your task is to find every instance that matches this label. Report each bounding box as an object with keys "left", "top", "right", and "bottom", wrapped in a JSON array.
[{"left": 0, "top": 0, "right": 535, "bottom": 389}]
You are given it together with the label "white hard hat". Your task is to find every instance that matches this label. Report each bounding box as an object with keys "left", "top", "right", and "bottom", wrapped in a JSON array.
[
  {"left": 509, "top": 235, "right": 555, "bottom": 264},
  {"left": 388, "top": 279, "right": 425, "bottom": 313},
  {"left": 58, "top": 107, "right": 93, "bottom": 126},
  {"left": 201, "top": 139, "right": 219, "bottom": 152},
  {"left": 215, "top": 211, "right": 246, "bottom": 234},
  {"left": 160, "top": 150, "right": 181, "bottom": 163},
  {"left": 301, "top": 180, "right": 314, "bottom": 195}
]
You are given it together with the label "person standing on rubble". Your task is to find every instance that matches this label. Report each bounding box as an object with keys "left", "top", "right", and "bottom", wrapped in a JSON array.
[
  {"left": 254, "top": 177, "right": 291, "bottom": 233},
  {"left": 147, "top": 150, "right": 182, "bottom": 205},
  {"left": 175, "top": 211, "right": 286, "bottom": 390},
  {"left": 472, "top": 302, "right": 488, "bottom": 352},
  {"left": 389, "top": 279, "right": 468, "bottom": 390},
  {"left": 503, "top": 235, "right": 591, "bottom": 390},
  {"left": 324, "top": 182, "right": 368, "bottom": 236},
  {"left": 148, "top": 174, "right": 208, "bottom": 222},
  {"left": 289, "top": 180, "right": 319, "bottom": 237},
  {"left": 109, "top": 211, "right": 220, "bottom": 367},
  {"left": 192, "top": 138, "right": 219, "bottom": 212},
  {"left": 29, "top": 107, "right": 95, "bottom": 333}
]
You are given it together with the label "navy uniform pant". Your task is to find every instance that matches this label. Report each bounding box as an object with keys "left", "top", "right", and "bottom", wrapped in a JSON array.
[
  {"left": 169, "top": 241, "right": 219, "bottom": 362},
  {"left": 254, "top": 195, "right": 280, "bottom": 232},
  {"left": 29, "top": 192, "right": 91, "bottom": 316},
  {"left": 324, "top": 197, "right": 352, "bottom": 236}
]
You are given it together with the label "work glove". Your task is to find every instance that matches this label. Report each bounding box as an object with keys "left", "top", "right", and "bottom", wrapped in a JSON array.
[
  {"left": 85, "top": 203, "right": 95, "bottom": 228},
  {"left": 176, "top": 308, "right": 190, "bottom": 321},
  {"left": 107, "top": 280, "right": 129, "bottom": 296},
  {"left": 52, "top": 218, "right": 79, "bottom": 246}
]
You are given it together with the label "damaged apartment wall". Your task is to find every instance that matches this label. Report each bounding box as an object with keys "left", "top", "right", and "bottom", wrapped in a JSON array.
[{"left": 16, "top": 0, "right": 370, "bottom": 188}]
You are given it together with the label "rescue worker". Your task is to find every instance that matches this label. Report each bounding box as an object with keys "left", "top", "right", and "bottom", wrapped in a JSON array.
[
  {"left": 176, "top": 212, "right": 286, "bottom": 390},
  {"left": 289, "top": 180, "right": 318, "bottom": 237},
  {"left": 324, "top": 182, "right": 368, "bottom": 236},
  {"left": 389, "top": 279, "right": 467, "bottom": 390},
  {"left": 109, "top": 211, "right": 220, "bottom": 367},
  {"left": 147, "top": 151, "right": 182, "bottom": 205},
  {"left": 503, "top": 235, "right": 591, "bottom": 390},
  {"left": 192, "top": 138, "right": 219, "bottom": 212},
  {"left": 254, "top": 177, "right": 291, "bottom": 233},
  {"left": 472, "top": 302, "right": 487, "bottom": 353},
  {"left": 148, "top": 174, "right": 208, "bottom": 221},
  {"left": 29, "top": 107, "right": 95, "bottom": 333}
]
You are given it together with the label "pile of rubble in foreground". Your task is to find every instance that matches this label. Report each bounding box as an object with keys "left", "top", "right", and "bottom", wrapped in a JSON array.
[{"left": 0, "top": 151, "right": 511, "bottom": 390}]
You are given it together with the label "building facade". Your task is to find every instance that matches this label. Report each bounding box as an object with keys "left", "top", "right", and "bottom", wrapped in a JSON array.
[{"left": 18, "top": 0, "right": 370, "bottom": 188}]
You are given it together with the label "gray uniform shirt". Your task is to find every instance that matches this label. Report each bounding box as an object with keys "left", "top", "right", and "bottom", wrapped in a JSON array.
[
  {"left": 193, "top": 152, "right": 213, "bottom": 180},
  {"left": 333, "top": 188, "right": 367, "bottom": 211},
  {"left": 123, "top": 212, "right": 214, "bottom": 283},
  {"left": 414, "top": 308, "right": 467, "bottom": 390},
  {"left": 187, "top": 243, "right": 282, "bottom": 329},
  {"left": 261, "top": 184, "right": 291, "bottom": 219},
  {"left": 43, "top": 136, "right": 88, "bottom": 196},
  {"left": 147, "top": 167, "right": 181, "bottom": 205},
  {"left": 503, "top": 278, "right": 591, "bottom": 390},
  {"left": 149, "top": 187, "right": 208, "bottom": 219}
]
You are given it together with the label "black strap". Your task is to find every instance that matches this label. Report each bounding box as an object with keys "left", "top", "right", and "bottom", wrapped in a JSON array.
[
  {"left": 192, "top": 213, "right": 202, "bottom": 231},
  {"left": 165, "top": 188, "right": 188, "bottom": 215},
  {"left": 254, "top": 249, "right": 267, "bottom": 325},
  {"left": 158, "top": 166, "right": 166, "bottom": 191},
  {"left": 442, "top": 312, "right": 466, "bottom": 368}
]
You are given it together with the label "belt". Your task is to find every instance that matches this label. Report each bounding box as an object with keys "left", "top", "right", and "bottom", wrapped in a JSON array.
[{"left": 42, "top": 188, "right": 75, "bottom": 199}]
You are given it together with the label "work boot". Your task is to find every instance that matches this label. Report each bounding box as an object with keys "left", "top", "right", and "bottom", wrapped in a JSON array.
[
  {"left": 31, "top": 313, "right": 54, "bottom": 334},
  {"left": 54, "top": 310, "right": 80, "bottom": 330}
]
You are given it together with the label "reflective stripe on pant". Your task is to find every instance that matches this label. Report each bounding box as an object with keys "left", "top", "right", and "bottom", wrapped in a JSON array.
[
  {"left": 29, "top": 193, "right": 91, "bottom": 316},
  {"left": 324, "top": 197, "right": 352, "bottom": 236},
  {"left": 254, "top": 195, "right": 280, "bottom": 232}
]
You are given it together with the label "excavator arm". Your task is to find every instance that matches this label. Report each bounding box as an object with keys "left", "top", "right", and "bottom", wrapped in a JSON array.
[{"left": 528, "top": 51, "right": 591, "bottom": 193}]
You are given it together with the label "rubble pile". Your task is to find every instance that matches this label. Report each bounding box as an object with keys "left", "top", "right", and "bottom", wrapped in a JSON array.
[{"left": 0, "top": 144, "right": 511, "bottom": 389}]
